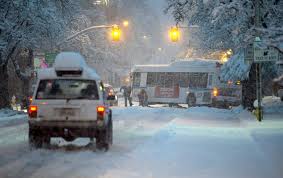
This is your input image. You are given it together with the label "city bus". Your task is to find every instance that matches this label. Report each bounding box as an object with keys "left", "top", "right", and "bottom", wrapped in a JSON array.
[{"left": 131, "top": 59, "right": 221, "bottom": 106}]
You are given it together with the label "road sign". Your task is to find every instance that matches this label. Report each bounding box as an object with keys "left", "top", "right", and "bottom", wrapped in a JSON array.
[
  {"left": 254, "top": 47, "right": 278, "bottom": 63},
  {"left": 45, "top": 52, "right": 57, "bottom": 67}
]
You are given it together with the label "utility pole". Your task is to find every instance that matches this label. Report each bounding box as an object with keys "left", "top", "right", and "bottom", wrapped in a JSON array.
[{"left": 255, "top": 0, "right": 263, "bottom": 121}]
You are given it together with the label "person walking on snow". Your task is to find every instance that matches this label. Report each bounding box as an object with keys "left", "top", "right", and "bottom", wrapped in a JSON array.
[
  {"left": 138, "top": 89, "right": 148, "bottom": 107},
  {"left": 120, "top": 85, "right": 133, "bottom": 107}
]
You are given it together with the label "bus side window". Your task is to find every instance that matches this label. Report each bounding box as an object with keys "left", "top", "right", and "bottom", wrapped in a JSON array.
[
  {"left": 133, "top": 72, "right": 141, "bottom": 87},
  {"left": 172, "top": 73, "right": 180, "bottom": 86},
  {"left": 179, "top": 72, "right": 189, "bottom": 87},
  {"left": 147, "top": 72, "right": 156, "bottom": 87},
  {"left": 208, "top": 75, "right": 212, "bottom": 87}
]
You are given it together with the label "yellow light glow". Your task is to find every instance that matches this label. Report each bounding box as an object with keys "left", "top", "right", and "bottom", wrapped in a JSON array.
[
  {"left": 213, "top": 88, "right": 218, "bottom": 97},
  {"left": 227, "top": 49, "right": 232, "bottom": 55},
  {"left": 222, "top": 57, "right": 228, "bottom": 63},
  {"left": 169, "top": 26, "right": 180, "bottom": 42},
  {"left": 111, "top": 26, "right": 121, "bottom": 41},
  {"left": 123, "top": 20, "right": 129, "bottom": 27},
  {"left": 220, "top": 52, "right": 228, "bottom": 63}
]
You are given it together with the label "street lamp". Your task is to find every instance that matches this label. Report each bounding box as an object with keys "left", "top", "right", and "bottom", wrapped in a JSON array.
[
  {"left": 168, "top": 25, "right": 199, "bottom": 42},
  {"left": 169, "top": 26, "right": 180, "bottom": 42},
  {"left": 123, "top": 20, "right": 129, "bottom": 27},
  {"left": 56, "top": 20, "right": 129, "bottom": 47},
  {"left": 111, "top": 25, "right": 121, "bottom": 41}
]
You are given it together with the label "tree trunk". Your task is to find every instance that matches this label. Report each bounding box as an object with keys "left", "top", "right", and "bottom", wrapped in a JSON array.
[
  {"left": 22, "top": 49, "right": 33, "bottom": 97},
  {"left": 0, "top": 41, "right": 20, "bottom": 108},
  {"left": 0, "top": 64, "right": 10, "bottom": 108},
  {"left": 242, "top": 64, "right": 257, "bottom": 110}
]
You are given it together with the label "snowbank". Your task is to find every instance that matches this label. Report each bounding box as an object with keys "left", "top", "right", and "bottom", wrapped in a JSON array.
[
  {"left": 0, "top": 109, "right": 27, "bottom": 123},
  {"left": 253, "top": 96, "right": 283, "bottom": 113},
  {"left": 0, "top": 109, "right": 21, "bottom": 118}
]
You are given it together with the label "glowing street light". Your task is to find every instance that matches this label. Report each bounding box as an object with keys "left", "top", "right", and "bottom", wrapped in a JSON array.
[
  {"left": 169, "top": 26, "right": 180, "bottom": 42},
  {"left": 111, "top": 25, "right": 121, "bottom": 41},
  {"left": 123, "top": 20, "right": 129, "bottom": 27},
  {"left": 227, "top": 49, "right": 233, "bottom": 55},
  {"left": 220, "top": 49, "right": 233, "bottom": 63}
]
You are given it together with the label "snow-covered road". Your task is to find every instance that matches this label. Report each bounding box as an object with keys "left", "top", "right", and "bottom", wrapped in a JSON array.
[{"left": 0, "top": 106, "right": 283, "bottom": 178}]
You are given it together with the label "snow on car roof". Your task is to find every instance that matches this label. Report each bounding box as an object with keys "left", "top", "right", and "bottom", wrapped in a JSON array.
[
  {"left": 37, "top": 52, "right": 100, "bottom": 80},
  {"left": 54, "top": 52, "right": 87, "bottom": 69}
]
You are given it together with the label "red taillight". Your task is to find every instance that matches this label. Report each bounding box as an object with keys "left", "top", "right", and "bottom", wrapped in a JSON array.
[
  {"left": 213, "top": 88, "right": 218, "bottom": 97},
  {"left": 97, "top": 106, "right": 105, "bottom": 119},
  {"left": 28, "top": 105, "right": 38, "bottom": 118}
]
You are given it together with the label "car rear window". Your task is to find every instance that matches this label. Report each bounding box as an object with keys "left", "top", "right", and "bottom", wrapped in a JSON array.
[{"left": 36, "top": 79, "right": 99, "bottom": 100}]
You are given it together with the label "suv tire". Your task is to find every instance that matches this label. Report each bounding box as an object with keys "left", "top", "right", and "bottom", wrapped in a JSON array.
[
  {"left": 96, "top": 118, "right": 112, "bottom": 151},
  {"left": 42, "top": 136, "right": 51, "bottom": 147},
  {"left": 29, "top": 128, "right": 43, "bottom": 149}
]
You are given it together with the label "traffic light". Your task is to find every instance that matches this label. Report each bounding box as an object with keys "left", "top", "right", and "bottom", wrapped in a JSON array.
[
  {"left": 169, "top": 26, "right": 180, "bottom": 42},
  {"left": 111, "top": 25, "right": 121, "bottom": 41}
]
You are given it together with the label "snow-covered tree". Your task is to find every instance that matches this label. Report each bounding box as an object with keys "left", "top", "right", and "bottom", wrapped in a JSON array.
[
  {"left": 0, "top": 0, "right": 79, "bottom": 108},
  {"left": 165, "top": 0, "right": 283, "bottom": 51}
]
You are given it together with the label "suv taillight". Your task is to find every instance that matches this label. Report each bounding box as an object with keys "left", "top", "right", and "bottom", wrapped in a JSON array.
[
  {"left": 28, "top": 105, "right": 38, "bottom": 118},
  {"left": 97, "top": 106, "right": 105, "bottom": 120}
]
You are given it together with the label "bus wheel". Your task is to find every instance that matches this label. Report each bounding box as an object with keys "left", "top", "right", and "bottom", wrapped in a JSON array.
[{"left": 187, "top": 94, "right": 196, "bottom": 107}]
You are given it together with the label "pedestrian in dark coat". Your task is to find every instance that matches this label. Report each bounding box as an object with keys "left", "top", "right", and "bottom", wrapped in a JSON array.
[{"left": 120, "top": 85, "right": 133, "bottom": 107}]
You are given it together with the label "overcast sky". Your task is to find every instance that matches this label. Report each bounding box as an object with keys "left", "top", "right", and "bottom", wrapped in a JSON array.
[{"left": 148, "top": 0, "right": 175, "bottom": 26}]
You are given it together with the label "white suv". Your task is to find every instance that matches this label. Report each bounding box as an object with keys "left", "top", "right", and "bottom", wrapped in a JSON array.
[{"left": 28, "top": 52, "right": 112, "bottom": 150}]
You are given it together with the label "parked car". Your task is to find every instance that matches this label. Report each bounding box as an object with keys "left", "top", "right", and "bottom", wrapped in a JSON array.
[
  {"left": 28, "top": 52, "right": 113, "bottom": 150},
  {"left": 104, "top": 84, "right": 118, "bottom": 106},
  {"left": 212, "top": 82, "right": 242, "bottom": 108},
  {"left": 273, "top": 75, "right": 283, "bottom": 101}
]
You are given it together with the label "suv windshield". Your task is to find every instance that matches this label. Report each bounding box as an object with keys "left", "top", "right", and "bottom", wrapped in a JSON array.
[{"left": 36, "top": 79, "right": 99, "bottom": 100}]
